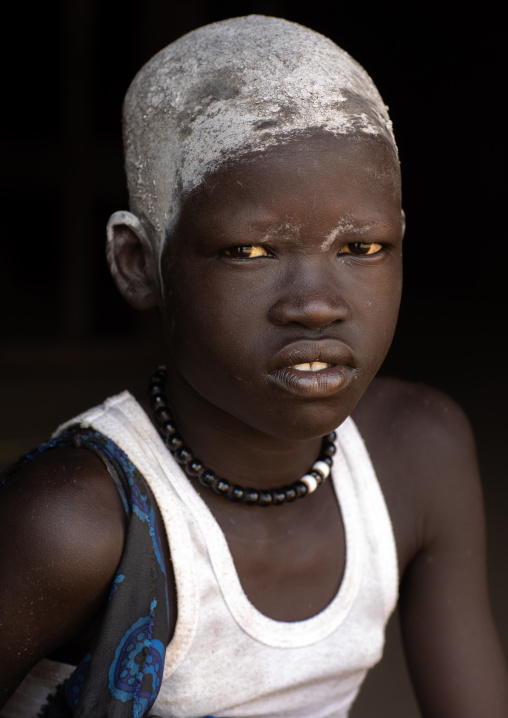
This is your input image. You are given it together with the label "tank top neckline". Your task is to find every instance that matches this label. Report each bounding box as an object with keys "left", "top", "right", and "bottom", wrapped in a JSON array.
[{"left": 108, "top": 391, "right": 366, "bottom": 648}]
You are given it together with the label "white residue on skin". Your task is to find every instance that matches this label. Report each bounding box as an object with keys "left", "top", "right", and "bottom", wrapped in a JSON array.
[
  {"left": 260, "top": 221, "right": 302, "bottom": 245},
  {"left": 321, "top": 217, "right": 370, "bottom": 251},
  {"left": 118, "top": 15, "right": 397, "bottom": 262}
]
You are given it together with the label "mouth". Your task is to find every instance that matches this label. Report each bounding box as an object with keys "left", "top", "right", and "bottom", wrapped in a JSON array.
[{"left": 267, "top": 340, "right": 357, "bottom": 398}]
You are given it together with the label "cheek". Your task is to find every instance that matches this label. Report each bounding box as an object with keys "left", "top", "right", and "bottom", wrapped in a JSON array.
[
  {"left": 366, "top": 275, "right": 402, "bottom": 328},
  {"left": 350, "top": 263, "right": 402, "bottom": 358},
  {"left": 163, "top": 265, "right": 262, "bottom": 370},
  {"left": 161, "top": 266, "right": 275, "bottom": 423}
]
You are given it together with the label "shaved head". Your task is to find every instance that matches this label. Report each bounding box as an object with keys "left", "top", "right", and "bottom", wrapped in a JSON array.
[{"left": 117, "top": 15, "right": 397, "bottom": 261}]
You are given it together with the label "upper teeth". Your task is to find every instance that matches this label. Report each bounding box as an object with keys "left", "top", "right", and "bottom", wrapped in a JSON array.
[{"left": 290, "top": 362, "right": 331, "bottom": 371}]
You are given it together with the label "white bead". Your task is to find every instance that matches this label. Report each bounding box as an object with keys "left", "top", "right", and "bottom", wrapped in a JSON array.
[
  {"left": 301, "top": 474, "right": 319, "bottom": 493},
  {"left": 312, "top": 460, "right": 330, "bottom": 479}
]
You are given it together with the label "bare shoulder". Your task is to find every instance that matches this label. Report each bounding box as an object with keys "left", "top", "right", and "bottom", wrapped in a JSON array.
[
  {"left": 352, "top": 376, "right": 481, "bottom": 572},
  {"left": 0, "top": 446, "right": 127, "bottom": 577},
  {"left": 0, "top": 447, "right": 126, "bottom": 705},
  {"left": 354, "top": 375, "right": 474, "bottom": 444},
  {"left": 354, "top": 374, "right": 477, "bottom": 472}
]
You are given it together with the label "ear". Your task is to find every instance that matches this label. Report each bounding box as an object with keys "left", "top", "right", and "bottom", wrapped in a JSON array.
[{"left": 106, "top": 211, "right": 159, "bottom": 310}]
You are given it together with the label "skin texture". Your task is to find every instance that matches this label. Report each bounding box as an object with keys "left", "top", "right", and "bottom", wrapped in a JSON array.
[{"left": 1, "top": 132, "right": 507, "bottom": 715}]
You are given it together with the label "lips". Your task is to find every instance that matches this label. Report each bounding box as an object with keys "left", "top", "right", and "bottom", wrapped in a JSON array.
[{"left": 267, "top": 339, "right": 356, "bottom": 398}]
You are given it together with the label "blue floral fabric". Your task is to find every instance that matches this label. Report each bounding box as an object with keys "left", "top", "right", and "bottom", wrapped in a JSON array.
[{"left": 1, "top": 427, "right": 173, "bottom": 717}]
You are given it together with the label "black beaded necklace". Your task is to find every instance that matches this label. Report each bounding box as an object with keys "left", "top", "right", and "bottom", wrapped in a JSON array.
[{"left": 149, "top": 367, "right": 336, "bottom": 507}]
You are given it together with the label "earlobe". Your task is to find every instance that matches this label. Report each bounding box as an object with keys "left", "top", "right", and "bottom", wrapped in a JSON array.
[{"left": 106, "top": 211, "right": 159, "bottom": 310}]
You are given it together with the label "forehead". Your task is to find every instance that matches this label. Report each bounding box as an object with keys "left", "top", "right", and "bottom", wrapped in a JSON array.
[{"left": 176, "top": 132, "right": 401, "bottom": 231}]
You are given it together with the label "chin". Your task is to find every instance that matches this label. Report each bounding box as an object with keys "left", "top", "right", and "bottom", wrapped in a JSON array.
[{"left": 251, "top": 397, "right": 359, "bottom": 442}]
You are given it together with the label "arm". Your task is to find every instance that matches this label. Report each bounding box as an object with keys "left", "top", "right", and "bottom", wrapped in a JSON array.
[
  {"left": 0, "top": 447, "right": 126, "bottom": 708},
  {"left": 397, "top": 391, "right": 508, "bottom": 716}
]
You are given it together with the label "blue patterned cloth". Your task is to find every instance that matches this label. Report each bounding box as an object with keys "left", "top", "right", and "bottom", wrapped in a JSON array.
[{"left": 1, "top": 427, "right": 175, "bottom": 717}]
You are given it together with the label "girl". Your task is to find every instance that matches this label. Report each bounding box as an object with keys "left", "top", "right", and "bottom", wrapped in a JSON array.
[{"left": 1, "top": 15, "right": 507, "bottom": 718}]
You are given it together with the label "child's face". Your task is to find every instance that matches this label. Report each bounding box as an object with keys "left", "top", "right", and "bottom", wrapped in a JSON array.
[{"left": 159, "top": 132, "right": 403, "bottom": 440}]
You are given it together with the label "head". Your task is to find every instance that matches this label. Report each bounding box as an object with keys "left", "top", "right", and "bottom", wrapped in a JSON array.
[
  {"left": 107, "top": 16, "right": 397, "bottom": 285},
  {"left": 108, "top": 17, "right": 404, "bottom": 439}
]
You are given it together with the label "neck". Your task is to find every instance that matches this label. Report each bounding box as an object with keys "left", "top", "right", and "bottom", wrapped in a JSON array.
[{"left": 151, "top": 363, "right": 325, "bottom": 491}]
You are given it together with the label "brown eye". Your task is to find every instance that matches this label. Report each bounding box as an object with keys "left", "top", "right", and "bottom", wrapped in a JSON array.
[
  {"left": 340, "top": 242, "right": 383, "bottom": 256},
  {"left": 224, "top": 245, "right": 270, "bottom": 258}
]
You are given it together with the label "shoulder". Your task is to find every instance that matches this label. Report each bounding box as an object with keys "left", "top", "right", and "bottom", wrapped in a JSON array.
[
  {"left": 0, "top": 446, "right": 127, "bottom": 698},
  {"left": 354, "top": 375, "right": 476, "bottom": 458},
  {"left": 353, "top": 375, "right": 477, "bottom": 482},
  {"left": 1, "top": 445, "right": 127, "bottom": 566},
  {"left": 352, "top": 376, "right": 481, "bottom": 571},
  {"left": 0, "top": 445, "right": 127, "bottom": 599}
]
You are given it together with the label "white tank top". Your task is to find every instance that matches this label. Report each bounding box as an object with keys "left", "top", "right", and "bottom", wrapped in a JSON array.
[{"left": 2, "top": 392, "right": 398, "bottom": 718}]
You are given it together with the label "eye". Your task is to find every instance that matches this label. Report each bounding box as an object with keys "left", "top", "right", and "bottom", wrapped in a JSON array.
[
  {"left": 223, "top": 245, "right": 272, "bottom": 258},
  {"left": 339, "top": 242, "right": 383, "bottom": 256}
]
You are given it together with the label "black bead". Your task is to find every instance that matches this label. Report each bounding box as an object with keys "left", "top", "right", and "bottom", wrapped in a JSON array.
[
  {"left": 175, "top": 447, "right": 192, "bottom": 465},
  {"left": 199, "top": 470, "right": 216, "bottom": 487},
  {"left": 149, "top": 383, "right": 164, "bottom": 397},
  {"left": 321, "top": 442, "right": 336, "bottom": 458},
  {"left": 272, "top": 490, "right": 286, "bottom": 505},
  {"left": 325, "top": 431, "right": 337, "bottom": 443},
  {"left": 284, "top": 487, "right": 297, "bottom": 502},
  {"left": 160, "top": 420, "right": 176, "bottom": 437},
  {"left": 155, "top": 407, "right": 171, "bottom": 423},
  {"left": 213, "top": 478, "right": 230, "bottom": 496},
  {"left": 295, "top": 481, "right": 308, "bottom": 499},
  {"left": 149, "top": 373, "right": 165, "bottom": 385},
  {"left": 166, "top": 434, "right": 183, "bottom": 451},
  {"left": 320, "top": 455, "right": 333, "bottom": 467},
  {"left": 228, "top": 485, "right": 245, "bottom": 502},
  {"left": 152, "top": 394, "right": 165, "bottom": 409},
  {"left": 311, "top": 470, "right": 323, "bottom": 484},
  {"left": 186, "top": 459, "right": 204, "bottom": 477},
  {"left": 258, "top": 491, "right": 273, "bottom": 507},
  {"left": 243, "top": 489, "right": 259, "bottom": 505}
]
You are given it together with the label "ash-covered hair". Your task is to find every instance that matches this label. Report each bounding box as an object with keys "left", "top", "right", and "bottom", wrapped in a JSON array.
[{"left": 121, "top": 15, "right": 396, "bottom": 258}]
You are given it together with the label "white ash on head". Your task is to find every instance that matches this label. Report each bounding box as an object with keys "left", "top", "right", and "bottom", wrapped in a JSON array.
[{"left": 121, "top": 15, "right": 397, "bottom": 258}]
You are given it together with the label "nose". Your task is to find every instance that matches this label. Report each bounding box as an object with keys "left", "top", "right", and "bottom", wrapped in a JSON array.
[{"left": 267, "top": 260, "right": 351, "bottom": 330}]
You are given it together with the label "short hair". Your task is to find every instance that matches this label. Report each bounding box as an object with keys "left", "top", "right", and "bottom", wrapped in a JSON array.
[{"left": 122, "top": 15, "right": 396, "bottom": 258}]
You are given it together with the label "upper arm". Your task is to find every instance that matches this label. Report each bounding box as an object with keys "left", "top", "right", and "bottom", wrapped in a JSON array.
[
  {"left": 0, "top": 447, "right": 126, "bottom": 707},
  {"left": 396, "top": 388, "right": 508, "bottom": 716}
]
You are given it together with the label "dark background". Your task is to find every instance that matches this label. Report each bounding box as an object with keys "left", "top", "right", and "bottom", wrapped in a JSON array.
[{"left": 0, "top": 3, "right": 505, "bottom": 715}]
